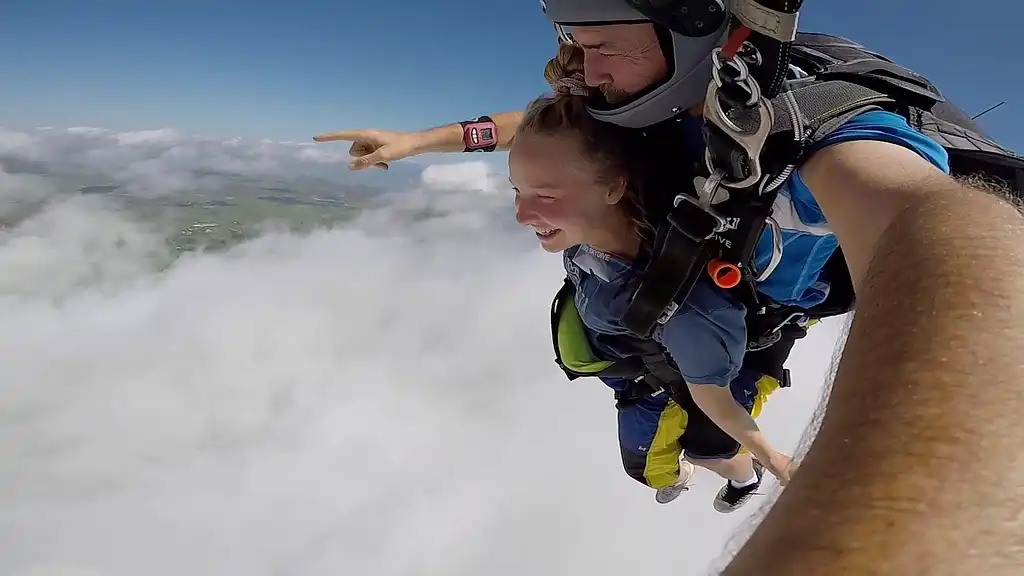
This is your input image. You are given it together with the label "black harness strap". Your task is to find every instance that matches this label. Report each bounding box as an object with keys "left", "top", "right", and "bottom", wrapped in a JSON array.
[
  {"left": 619, "top": 0, "right": 805, "bottom": 340},
  {"left": 722, "top": 0, "right": 803, "bottom": 99},
  {"left": 613, "top": 349, "right": 697, "bottom": 409}
]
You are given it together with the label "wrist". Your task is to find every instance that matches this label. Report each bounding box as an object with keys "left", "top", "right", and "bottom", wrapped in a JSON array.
[
  {"left": 741, "top": 433, "right": 776, "bottom": 462},
  {"left": 456, "top": 115, "right": 498, "bottom": 152},
  {"left": 412, "top": 124, "right": 464, "bottom": 155}
]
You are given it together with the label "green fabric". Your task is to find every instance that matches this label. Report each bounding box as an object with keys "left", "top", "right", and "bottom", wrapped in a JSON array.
[{"left": 556, "top": 295, "right": 614, "bottom": 375}]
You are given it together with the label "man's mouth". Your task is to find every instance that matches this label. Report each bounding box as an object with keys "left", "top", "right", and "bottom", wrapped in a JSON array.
[{"left": 600, "top": 85, "right": 632, "bottom": 105}]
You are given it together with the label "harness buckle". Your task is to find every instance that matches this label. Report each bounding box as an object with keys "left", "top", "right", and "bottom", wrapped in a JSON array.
[
  {"left": 771, "top": 311, "right": 809, "bottom": 334},
  {"left": 656, "top": 301, "right": 679, "bottom": 325},
  {"left": 746, "top": 311, "right": 809, "bottom": 352},
  {"left": 671, "top": 183, "right": 728, "bottom": 236},
  {"left": 617, "top": 374, "right": 666, "bottom": 408},
  {"left": 747, "top": 331, "right": 781, "bottom": 352}
]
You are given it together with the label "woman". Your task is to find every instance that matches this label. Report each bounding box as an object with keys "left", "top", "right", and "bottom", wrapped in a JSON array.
[{"left": 511, "top": 44, "right": 791, "bottom": 511}]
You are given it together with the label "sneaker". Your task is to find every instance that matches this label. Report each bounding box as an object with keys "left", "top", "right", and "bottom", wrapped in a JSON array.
[
  {"left": 712, "top": 459, "right": 764, "bottom": 513},
  {"left": 655, "top": 460, "right": 696, "bottom": 504}
]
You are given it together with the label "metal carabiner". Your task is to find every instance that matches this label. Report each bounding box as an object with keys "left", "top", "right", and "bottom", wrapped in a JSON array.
[
  {"left": 702, "top": 79, "right": 774, "bottom": 190},
  {"left": 710, "top": 49, "right": 763, "bottom": 108}
]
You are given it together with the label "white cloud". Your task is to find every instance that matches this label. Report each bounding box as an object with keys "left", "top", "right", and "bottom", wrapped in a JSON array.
[
  {"left": 292, "top": 142, "right": 361, "bottom": 165},
  {"left": 0, "top": 127, "right": 40, "bottom": 157},
  {"left": 421, "top": 160, "right": 505, "bottom": 194},
  {"left": 0, "top": 125, "right": 414, "bottom": 198},
  {"left": 0, "top": 128, "right": 843, "bottom": 576},
  {"left": 0, "top": 194, "right": 172, "bottom": 300}
]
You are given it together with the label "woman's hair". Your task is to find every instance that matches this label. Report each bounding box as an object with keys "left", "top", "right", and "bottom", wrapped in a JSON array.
[{"left": 516, "top": 43, "right": 674, "bottom": 242}]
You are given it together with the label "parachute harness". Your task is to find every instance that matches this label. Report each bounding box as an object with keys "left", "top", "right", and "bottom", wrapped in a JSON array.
[{"left": 620, "top": 0, "right": 809, "bottom": 342}]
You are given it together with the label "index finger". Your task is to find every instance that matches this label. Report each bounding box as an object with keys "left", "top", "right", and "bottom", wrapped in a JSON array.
[{"left": 312, "top": 129, "right": 374, "bottom": 143}]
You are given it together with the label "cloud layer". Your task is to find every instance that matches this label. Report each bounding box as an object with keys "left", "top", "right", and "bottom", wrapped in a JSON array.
[
  {"left": 0, "top": 126, "right": 843, "bottom": 576},
  {"left": 0, "top": 125, "right": 422, "bottom": 198}
]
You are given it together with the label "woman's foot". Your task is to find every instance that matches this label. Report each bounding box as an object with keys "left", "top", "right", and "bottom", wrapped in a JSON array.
[{"left": 655, "top": 460, "right": 696, "bottom": 504}]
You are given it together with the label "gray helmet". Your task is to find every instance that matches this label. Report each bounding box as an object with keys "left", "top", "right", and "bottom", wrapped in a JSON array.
[{"left": 539, "top": 0, "right": 729, "bottom": 129}]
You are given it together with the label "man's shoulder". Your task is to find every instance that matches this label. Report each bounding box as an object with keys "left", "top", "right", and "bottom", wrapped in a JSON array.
[
  {"left": 809, "top": 109, "right": 951, "bottom": 173},
  {"left": 781, "top": 109, "right": 951, "bottom": 223}
]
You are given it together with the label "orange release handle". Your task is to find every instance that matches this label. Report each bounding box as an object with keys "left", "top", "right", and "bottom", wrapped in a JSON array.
[{"left": 708, "top": 259, "right": 742, "bottom": 289}]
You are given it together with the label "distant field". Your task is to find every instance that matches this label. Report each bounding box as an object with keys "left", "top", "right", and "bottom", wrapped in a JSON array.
[{"left": 1, "top": 172, "right": 375, "bottom": 253}]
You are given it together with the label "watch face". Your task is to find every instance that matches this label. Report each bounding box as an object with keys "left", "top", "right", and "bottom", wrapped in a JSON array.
[{"left": 466, "top": 123, "right": 496, "bottom": 148}]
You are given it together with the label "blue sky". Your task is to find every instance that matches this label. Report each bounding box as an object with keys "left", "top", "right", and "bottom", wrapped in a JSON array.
[{"left": 1, "top": 0, "right": 1020, "bottom": 151}]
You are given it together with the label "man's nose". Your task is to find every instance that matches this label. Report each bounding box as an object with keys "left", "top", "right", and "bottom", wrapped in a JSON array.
[{"left": 583, "top": 53, "right": 612, "bottom": 87}]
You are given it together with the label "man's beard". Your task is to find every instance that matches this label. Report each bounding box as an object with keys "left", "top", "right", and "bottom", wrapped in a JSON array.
[{"left": 600, "top": 85, "right": 633, "bottom": 105}]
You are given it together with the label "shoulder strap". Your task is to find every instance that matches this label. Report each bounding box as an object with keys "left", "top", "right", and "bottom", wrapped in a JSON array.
[{"left": 786, "top": 32, "right": 1024, "bottom": 195}]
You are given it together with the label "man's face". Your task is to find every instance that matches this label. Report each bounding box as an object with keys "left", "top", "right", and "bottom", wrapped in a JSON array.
[{"left": 568, "top": 23, "right": 669, "bottom": 104}]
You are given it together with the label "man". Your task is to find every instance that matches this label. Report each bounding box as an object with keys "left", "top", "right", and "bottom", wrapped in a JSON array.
[{"left": 315, "top": 2, "right": 1024, "bottom": 563}]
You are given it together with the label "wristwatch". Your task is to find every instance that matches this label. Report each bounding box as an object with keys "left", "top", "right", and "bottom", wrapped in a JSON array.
[{"left": 459, "top": 115, "right": 498, "bottom": 152}]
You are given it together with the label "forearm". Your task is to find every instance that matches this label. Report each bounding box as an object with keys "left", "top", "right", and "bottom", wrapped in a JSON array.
[
  {"left": 724, "top": 187, "right": 1024, "bottom": 574},
  {"left": 687, "top": 383, "right": 775, "bottom": 461},
  {"left": 414, "top": 110, "right": 524, "bottom": 154}
]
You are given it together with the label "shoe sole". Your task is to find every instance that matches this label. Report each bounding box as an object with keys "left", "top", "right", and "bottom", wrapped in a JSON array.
[{"left": 655, "top": 462, "right": 696, "bottom": 504}]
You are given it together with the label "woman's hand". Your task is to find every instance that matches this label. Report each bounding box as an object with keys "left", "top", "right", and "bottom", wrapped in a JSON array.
[
  {"left": 312, "top": 128, "right": 431, "bottom": 171},
  {"left": 763, "top": 451, "right": 795, "bottom": 486}
]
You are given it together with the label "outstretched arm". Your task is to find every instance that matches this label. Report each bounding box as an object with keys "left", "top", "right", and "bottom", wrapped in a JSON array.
[
  {"left": 686, "top": 381, "right": 789, "bottom": 480},
  {"left": 403, "top": 111, "right": 525, "bottom": 153},
  {"left": 312, "top": 111, "right": 524, "bottom": 169},
  {"left": 724, "top": 139, "right": 1024, "bottom": 574},
  {"left": 656, "top": 281, "right": 793, "bottom": 481}
]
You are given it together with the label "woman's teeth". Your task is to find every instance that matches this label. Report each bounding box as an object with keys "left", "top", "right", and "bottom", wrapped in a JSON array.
[{"left": 535, "top": 228, "right": 558, "bottom": 237}]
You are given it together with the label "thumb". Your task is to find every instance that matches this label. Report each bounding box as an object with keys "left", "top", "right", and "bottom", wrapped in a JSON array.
[{"left": 349, "top": 148, "right": 390, "bottom": 171}]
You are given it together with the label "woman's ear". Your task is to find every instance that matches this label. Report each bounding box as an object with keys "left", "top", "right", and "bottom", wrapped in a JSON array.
[{"left": 605, "top": 176, "right": 627, "bottom": 205}]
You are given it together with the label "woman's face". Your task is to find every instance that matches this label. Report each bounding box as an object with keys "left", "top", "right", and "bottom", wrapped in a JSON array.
[{"left": 508, "top": 132, "right": 626, "bottom": 253}]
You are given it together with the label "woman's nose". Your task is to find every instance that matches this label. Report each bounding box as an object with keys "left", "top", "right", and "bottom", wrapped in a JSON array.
[{"left": 514, "top": 196, "right": 536, "bottom": 226}]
